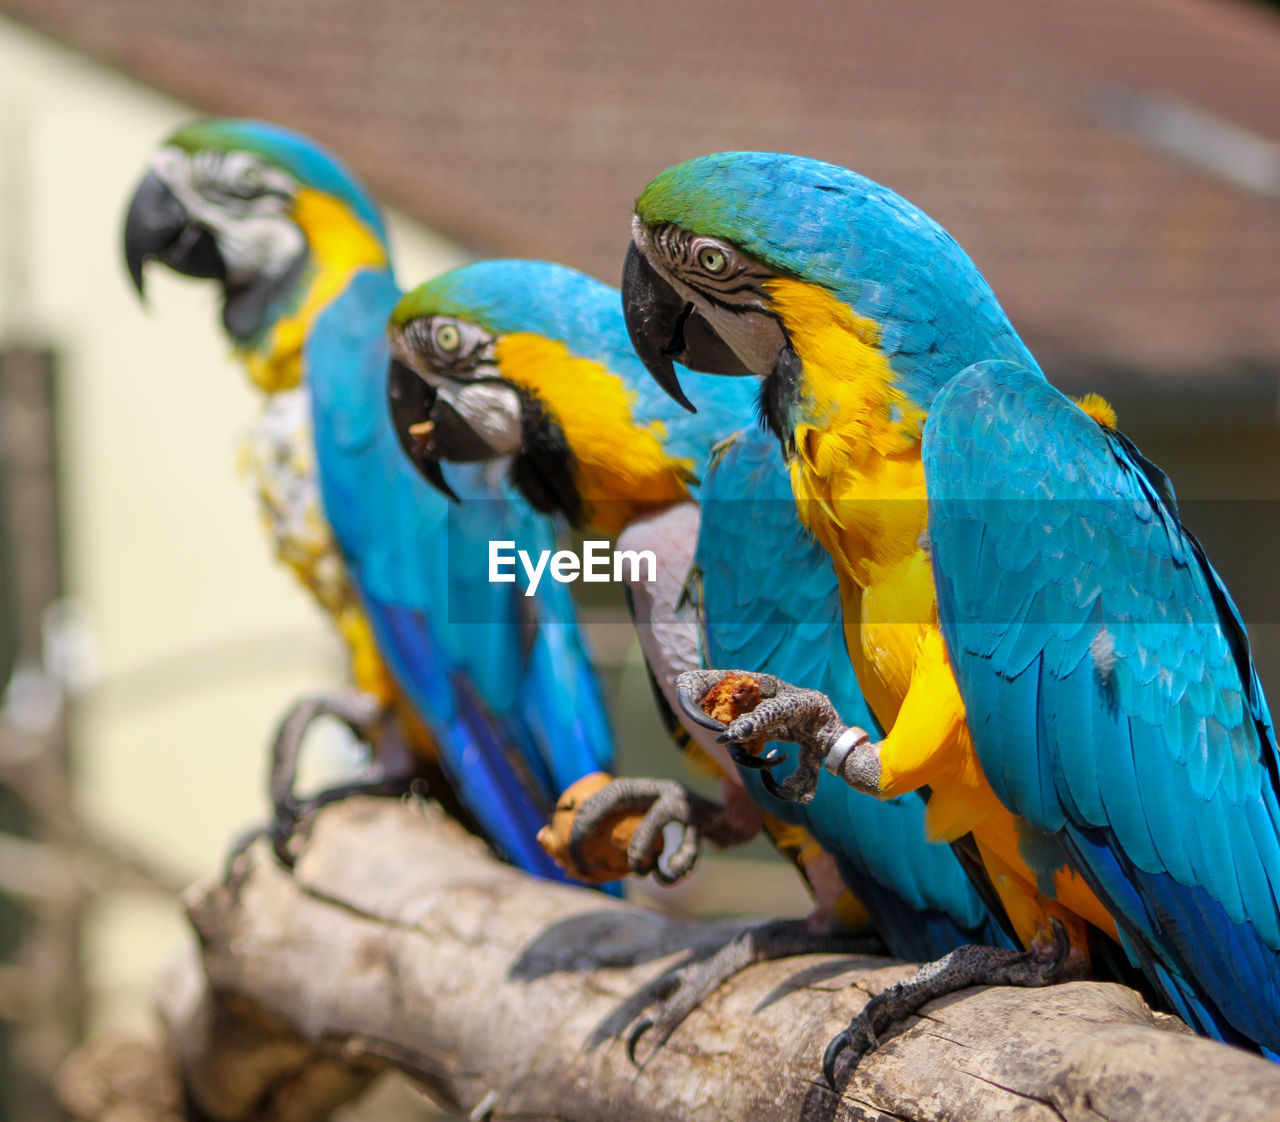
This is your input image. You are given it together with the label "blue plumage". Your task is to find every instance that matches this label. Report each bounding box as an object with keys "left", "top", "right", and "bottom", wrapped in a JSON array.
[{"left": 926, "top": 359, "right": 1280, "bottom": 1050}]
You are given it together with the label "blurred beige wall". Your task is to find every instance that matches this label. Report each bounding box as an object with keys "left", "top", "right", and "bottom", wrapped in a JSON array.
[{"left": 0, "top": 14, "right": 470, "bottom": 1033}]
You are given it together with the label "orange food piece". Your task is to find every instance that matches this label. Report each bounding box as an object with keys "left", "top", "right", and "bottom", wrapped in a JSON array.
[
  {"left": 536, "top": 771, "right": 660, "bottom": 884},
  {"left": 701, "top": 673, "right": 767, "bottom": 756}
]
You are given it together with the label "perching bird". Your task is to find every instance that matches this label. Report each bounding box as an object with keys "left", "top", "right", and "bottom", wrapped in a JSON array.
[
  {"left": 622, "top": 150, "right": 1280, "bottom": 1067},
  {"left": 122, "top": 119, "right": 613, "bottom": 879},
  {"left": 385, "top": 258, "right": 1012, "bottom": 1051}
]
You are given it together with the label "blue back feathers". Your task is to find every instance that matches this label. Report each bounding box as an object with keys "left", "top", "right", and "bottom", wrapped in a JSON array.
[{"left": 926, "top": 361, "right": 1280, "bottom": 1051}]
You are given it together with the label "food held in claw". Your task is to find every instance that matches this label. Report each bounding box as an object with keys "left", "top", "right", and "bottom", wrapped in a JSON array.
[
  {"left": 537, "top": 771, "right": 660, "bottom": 883},
  {"left": 700, "top": 673, "right": 767, "bottom": 757}
]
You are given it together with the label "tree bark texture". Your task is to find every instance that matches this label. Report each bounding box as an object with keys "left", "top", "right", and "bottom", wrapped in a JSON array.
[{"left": 108, "top": 797, "right": 1280, "bottom": 1121}]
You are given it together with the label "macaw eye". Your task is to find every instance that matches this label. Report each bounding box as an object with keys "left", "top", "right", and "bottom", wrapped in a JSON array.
[
  {"left": 697, "top": 245, "right": 728, "bottom": 274},
  {"left": 213, "top": 156, "right": 278, "bottom": 201},
  {"left": 401, "top": 315, "right": 491, "bottom": 370},
  {"left": 435, "top": 322, "right": 462, "bottom": 353}
]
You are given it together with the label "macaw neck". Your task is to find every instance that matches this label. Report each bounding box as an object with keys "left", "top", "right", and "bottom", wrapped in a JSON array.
[
  {"left": 765, "top": 277, "right": 930, "bottom": 591},
  {"left": 496, "top": 332, "right": 697, "bottom": 538},
  {"left": 236, "top": 186, "right": 391, "bottom": 395}
]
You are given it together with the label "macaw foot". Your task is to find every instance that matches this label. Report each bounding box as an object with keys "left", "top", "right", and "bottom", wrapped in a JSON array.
[
  {"left": 266, "top": 691, "right": 401, "bottom": 867},
  {"left": 626, "top": 919, "right": 884, "bottom": 1066},
  {"left": 822, "top": 918, "right": 1077, "bottom": 1086},
  {"left": 224, "top": 765, "right": 421, "bottom": 882},
  {"left": 221, "top": 691, "right": 408, "bottom": 877},
  {"left": 567, "top": 778, "right": 754, "bottom": 885},
  {"left": 273, "top": 769, "right": 422, "bottom": 866},
  {"left": 676, "top": 670, "right": 879, "bottom": 804}
]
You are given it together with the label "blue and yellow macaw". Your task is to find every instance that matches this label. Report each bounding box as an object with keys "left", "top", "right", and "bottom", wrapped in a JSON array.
[
  {"left": 122, "top": 119, "right": 613, "bottom": 880},
  {"left": 384, "top": 259, "right": 1013, "bottom": 1043},
  {"left": 621, "top": 150, "right": 1280, "bottom": 1063}
]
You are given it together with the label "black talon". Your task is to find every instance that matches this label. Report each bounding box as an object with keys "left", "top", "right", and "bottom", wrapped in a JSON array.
[
  {"left": 759, "top": 768, "right": 808, "bottom": 803},
  {"left": 1048, "top": 916, "right": 1070, "bottom": 967},
  {"left": 676, "top": 680, "right": 728, "bottom": 732},
  {"left": 822, "top": 1029, "right": 851, "bottom": 1087},
  {"left": 626, "top": 1016, "right": 654, "bottom": 1065},
  {"left": 270, "top": 802, "right": 301, "bottom": 867},
  {"left": 724, "top": 739, "right": 786, "bottom": 770}
]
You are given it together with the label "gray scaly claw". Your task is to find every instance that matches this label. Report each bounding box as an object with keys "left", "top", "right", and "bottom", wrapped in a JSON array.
[
  {"left": 822, "top": 918, "right": 1077, "bottom": 1086},
  {"left": 675, "top": 669, "right": 859, "bottom": 805},
  {"left": 721, "top": 738, "right": 788, "bottom": 771},
  {"left": 569, "top": 777, "right": 722, "bottom": 884},
  {"left": 265, "top": 692, "right": 386, "bottom": 867}
]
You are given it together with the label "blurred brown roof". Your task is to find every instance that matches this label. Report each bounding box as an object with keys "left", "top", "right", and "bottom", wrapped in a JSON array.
[{"left": 6, "top": 0, "right": 1280, "bottom": 415}]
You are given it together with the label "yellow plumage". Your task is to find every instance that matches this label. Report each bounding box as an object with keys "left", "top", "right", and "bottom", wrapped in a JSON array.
[
  {"left": 1075, "top": 392, "right": 1118, "bottom": 430},
  {"left": 238, "top": 187, "right": 388, "bottom": 393},
  {"left": 496, "top": 333, "right": 697, "bottom": 535},
  {"left": 773, "top": 278, "right": 1117, "bottom": 951}
]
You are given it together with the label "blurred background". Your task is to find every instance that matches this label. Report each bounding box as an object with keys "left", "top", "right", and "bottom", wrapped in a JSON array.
[{"left": 0, "top": 0, "right": 1278, "bottom": 1117}]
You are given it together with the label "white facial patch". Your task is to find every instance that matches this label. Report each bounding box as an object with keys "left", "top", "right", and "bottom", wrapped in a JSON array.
[
  {"left": 437, "top": 380, "right": 524, "bottom": 457},
  {"left": 149, "top": 145, "right": 305, "bottom": 285},
  {"left": 216, "top": 211, "right": 307, "bottom": 286}
]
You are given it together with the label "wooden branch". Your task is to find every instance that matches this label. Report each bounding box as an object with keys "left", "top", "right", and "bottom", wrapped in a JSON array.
[{"left": 142, "top": 797, "right": 1280, "bottom": 1122}]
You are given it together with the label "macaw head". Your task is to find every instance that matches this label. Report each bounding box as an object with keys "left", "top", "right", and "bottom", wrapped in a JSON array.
[
  {"left": 622, "top": 152, "right": 1035, "bottom": 452},
  {"left": 387, "top": 260, "right": 742, "bottom": 534},
  {"left": 123, "top": 118, "right": 390, "bottom": 390}
]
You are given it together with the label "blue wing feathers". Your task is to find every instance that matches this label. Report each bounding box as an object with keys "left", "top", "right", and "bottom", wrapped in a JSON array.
[{"left": 926, "top": 359, "right": 1280, "bottom": 1051}]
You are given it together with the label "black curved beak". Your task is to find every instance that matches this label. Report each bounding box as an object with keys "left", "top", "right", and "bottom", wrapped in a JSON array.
[
  {"left": 621, "top": 240, "right": 758, "bottom": 414},
  {"left": 123, "top": 171, "right": 226, "bottom": 298},
  {"left": 621, "top": 241, "right": 697, "bottom": 412},
  {"left": 387, "top": 357, "right": 461, "bottom": 503}
]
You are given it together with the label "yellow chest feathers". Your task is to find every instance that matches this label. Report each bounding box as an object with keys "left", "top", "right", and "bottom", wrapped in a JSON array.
[
  {"left": 765, "top": 277, "right": 929, "bottom": 589},
  {"left": 762, "top": 277, "right": 942, "bottom": 727},
  {"left": 238, "top": 187, "right": 388, "bottom": 394},
  {"left": 495, "top": 333, "right": 696, "bottom": 536}
]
